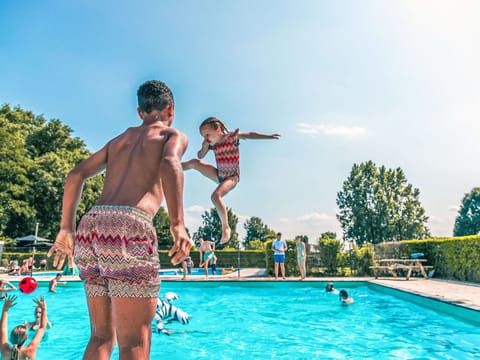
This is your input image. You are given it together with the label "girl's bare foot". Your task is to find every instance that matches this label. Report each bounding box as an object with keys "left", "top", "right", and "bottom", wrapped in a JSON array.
[
  {"left": 182, "top": 159, "right": 198, "bottom": 170},
  {"left": 219, "top": 226, "right": 231, "bottom": 244}
]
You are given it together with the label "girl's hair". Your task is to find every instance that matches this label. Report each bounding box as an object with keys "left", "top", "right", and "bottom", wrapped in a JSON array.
[
  {"left": 339, "top": 289, "right": 348, "bottom": 299},
  {"left": 10, "top": 325, "right": 28, "bottom": 360},
  {"left": 199, "top": 117, "right": 228, "bottom": 134}
]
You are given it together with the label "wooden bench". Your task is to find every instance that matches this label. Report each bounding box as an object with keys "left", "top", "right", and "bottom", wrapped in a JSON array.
[{"left": 370, "top": 260, "right": 432, "bottom": 280}]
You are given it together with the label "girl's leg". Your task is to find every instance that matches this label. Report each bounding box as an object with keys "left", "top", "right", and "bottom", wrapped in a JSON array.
[
  {"left": 211, "top": 177, "right": 238, "bottom": 244},
  {"left": 182, "top": 159, "right": 219, "bottom": 183},
  {"left": 300, "top": 261, "right": 306, "bottom": 280}
]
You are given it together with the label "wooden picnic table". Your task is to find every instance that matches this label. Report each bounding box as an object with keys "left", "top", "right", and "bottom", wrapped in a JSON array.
[{"left": 370, "top": 258, "right": 431, "bottom": 280}]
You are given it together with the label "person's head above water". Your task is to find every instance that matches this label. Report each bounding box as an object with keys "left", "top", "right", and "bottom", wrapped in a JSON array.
[
  {"left": 10, "top": 324, "right": 28, "bottom": 347},
  {"left": 339, "top": 289, "right": 349, "bottom": 300},
  {"left": 326, "top": 282, "right": 335, "bottom": 292}
]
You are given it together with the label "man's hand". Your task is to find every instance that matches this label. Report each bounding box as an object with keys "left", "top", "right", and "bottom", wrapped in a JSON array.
[
  {"left": 168, "top": 225, "right": 192, "bottom": 265},
  {"left": 47, "top": 229, "right": 74, "bottom": 270}
]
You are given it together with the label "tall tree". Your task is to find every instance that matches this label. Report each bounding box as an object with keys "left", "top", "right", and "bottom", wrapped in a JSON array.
[
  {"left": 0, "top": 105, "right": 37, "bottom": 237},
  {"left": 193, "top": 208, "right": 239, "bottom": 249},
  {"left": 153, "top": 206, "right": 174, "bottom": 249},
  {"left": 453, "top": 187, "right": 480, "bottom": 236},
  {"left": 319, "top": 232, "right": 336, "bottom": 240},
  {"left": 243, "top": 216, "right": 274, "bottom": 248},
  {"left": 336, "top": 161, "right": 429, "bottom": 245},
  {"left": 0, "top": 104, "right": 103, "bottom": 240}
]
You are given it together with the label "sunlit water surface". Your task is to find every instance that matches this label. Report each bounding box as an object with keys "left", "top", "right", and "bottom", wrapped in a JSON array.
[{"left": 7, "top": 281, "right": 480, "bottom": 359}]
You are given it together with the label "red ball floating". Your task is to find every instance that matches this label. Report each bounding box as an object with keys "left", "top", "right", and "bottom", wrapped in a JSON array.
[{"left": 19, "top": 277, "right": 38, "bottom": 294}]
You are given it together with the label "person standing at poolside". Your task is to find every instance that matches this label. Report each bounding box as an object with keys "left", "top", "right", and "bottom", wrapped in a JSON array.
[
  {"left": 272, "top": 232, "right": 287, "bottom": 280},
  {"left": 198, "top": 237, "right": 216, "bottom": 280},
  {"left": 181, "top": 257, "right": 194, "bottom": 281},
  {"left": 182, "top": 117, "right": 280, "bottom": 245},
  {"left": 296, "top": 236, "right": 307, "bottom": 280},
  {"left": 47, "top": 80, "right": 191, "bottom": 360}
]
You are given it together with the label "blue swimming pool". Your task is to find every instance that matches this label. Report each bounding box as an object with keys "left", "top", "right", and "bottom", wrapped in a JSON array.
[{"left": 5, "top": 282, "right": 480, "bottom": 359}]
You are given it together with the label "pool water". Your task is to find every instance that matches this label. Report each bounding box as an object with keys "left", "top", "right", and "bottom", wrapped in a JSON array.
[{"left": 6, "top": 282, "right": 480, "bottom": 359}]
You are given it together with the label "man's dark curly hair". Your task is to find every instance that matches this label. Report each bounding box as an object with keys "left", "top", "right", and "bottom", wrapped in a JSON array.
[{"left": 137, "top": 80, "right": 174, "bottom": 113}]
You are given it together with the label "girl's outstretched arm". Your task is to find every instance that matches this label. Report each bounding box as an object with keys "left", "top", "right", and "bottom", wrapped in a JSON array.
[
  {"left": 238, "top": 131, "right": 281, "bottom": 140},
  {"left": 1, "top": 295, "right": 16, "bottom": 349}
]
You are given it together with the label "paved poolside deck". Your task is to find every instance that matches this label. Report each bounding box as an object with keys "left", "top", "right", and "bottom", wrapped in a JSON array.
[{"left": 3, "top": 269, "right": 479, "bottom": 312}]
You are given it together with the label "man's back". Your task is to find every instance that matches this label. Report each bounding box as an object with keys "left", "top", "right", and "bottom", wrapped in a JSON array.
[{"left": 96, "top": 123, "right": 180, "bottom": 216}]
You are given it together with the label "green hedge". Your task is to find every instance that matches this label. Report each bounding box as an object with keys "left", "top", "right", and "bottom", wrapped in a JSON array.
[
  {"left": 374, "top": 235, "right": 480, "bottom": 282},
  {"left": 158, "top": 250, "right": 266, "bottom": 269}
]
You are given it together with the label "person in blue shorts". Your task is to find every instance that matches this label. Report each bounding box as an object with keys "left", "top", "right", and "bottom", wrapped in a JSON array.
[{"left": 271, "top": 232, "right": 287, "bottom": 280}]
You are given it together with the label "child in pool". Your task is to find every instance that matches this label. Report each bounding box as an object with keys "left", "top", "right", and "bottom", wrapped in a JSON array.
[
  {"left": 325, "top": 282, "right": 339, "bottom": 294},
  {"left": 339, "top": 289, "right": 354, "bottom": 305},
  {"left": 183, "top": 117, "right": 280, "bottom": 244}
]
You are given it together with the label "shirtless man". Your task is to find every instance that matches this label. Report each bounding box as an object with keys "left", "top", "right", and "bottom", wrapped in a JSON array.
[
  {"left": 47, "top": 80, "right": 191, "bottom": 360},
  {"left": 198, "top": 238, "right": 217, "bottom": 280},
  {"left": 49, "top": 273, "right": 66, "bottom": 293}
]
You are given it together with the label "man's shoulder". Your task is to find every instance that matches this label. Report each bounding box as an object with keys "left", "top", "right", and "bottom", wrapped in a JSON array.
[{"left": 157, "top": 126, "right": 183, "bottom": 135}]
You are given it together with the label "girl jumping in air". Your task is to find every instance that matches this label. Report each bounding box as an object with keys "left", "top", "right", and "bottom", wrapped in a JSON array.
[{"left": 183, "top": 117, "right": 280, "bottom": 245}]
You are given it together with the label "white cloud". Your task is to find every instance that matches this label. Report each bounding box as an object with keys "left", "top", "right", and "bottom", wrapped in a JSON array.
[
  {"left": 186, "top": 205, "right": 207, "bottom": 213},
  {"left": 297, "top": 123, "right": 367, "bottom": 138},
  {"left": 448, "top": 205, "right": 460, "bottom": 212},
  {"left": 296, "top": 212, "right": 335, "bottom": 222},
  {"left": 235, "top": 212, "right": 250, "bottom": 224},
  {"left": 272, "top": 212, "right": 342, "bottom": 243}
]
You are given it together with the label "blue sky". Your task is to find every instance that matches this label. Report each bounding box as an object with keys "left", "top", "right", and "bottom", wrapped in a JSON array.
[{"left": 1, "top": 0, "right": 479, "bottom": 243}]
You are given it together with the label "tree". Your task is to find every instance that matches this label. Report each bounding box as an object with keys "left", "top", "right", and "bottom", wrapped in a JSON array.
[
  {"left": 336, "top": 161, "right": 429, "bottom": 245},
  {"left": 193, "top": 208, "right": 239, "bottom": 249},
  {"left": 153, "top": 206, "right": 174, "bottom": 249},
  {"left": 243, "top": 216, "right": 275, "bottom": 248},
  {"left": 0, "top": 104, "right": 103, "bottom": 240},
  {"left": 453, "top": 187, "right": 480, "bottom": 236},
  {"left": 320, "top": 232, "right": 336, "bottom": 240},
  {"left": 246, "top": 239, "right": 265, "bottom": 250},
  {"left": 294, "top": 234, "right": 309, "bottom": 243},
  {"left": 318, "top": 237, "right": 341, "bottom": 275}
]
